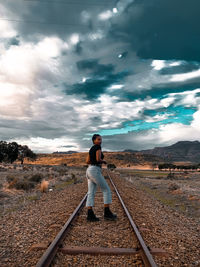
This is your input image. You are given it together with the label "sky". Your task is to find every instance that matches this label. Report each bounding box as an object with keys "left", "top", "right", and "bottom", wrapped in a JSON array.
[{"left": 0, "top": 0, "right": 200, "bottom": 153}]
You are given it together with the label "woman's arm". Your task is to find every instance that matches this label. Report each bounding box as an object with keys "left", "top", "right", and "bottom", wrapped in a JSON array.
[
  {"left": 96, "top": 149, "right": 107, "bottom": 164},
  {"left": 86, "top": 153, "right": 91, "bottom": 164}
]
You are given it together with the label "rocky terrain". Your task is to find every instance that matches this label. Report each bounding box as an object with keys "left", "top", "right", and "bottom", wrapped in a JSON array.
[{"left": 0, "top": 163, "right": 199, "bottom": 266}]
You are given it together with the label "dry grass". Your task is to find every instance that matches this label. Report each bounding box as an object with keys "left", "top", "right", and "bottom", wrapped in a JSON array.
[{"left": 39, "top": 180, "right": 49, "bottom": 193}]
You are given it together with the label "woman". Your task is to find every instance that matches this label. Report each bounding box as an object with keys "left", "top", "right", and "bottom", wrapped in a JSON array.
[{"left": 85, "top": 134, "right": 117, "bottom": 222}]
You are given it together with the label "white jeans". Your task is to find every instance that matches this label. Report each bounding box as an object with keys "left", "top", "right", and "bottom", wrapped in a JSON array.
[{"left": 86, "top": 165, "right": 112, "bottom": 207}]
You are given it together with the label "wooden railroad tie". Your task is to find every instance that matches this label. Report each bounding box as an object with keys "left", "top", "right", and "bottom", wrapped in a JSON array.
[{"left": 31, "top": 244, "right": 169, "bottom": 257}]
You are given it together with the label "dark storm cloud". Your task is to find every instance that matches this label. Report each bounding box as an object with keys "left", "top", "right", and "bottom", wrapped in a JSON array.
[
  {"left": 7, "top": 36, "right": 20, "bottom": 47},
  {"left": 76, "top": 59, "right": 114, "bottom": 74},
  {"left": 0, "top": 118, "right": 68, "bottom": 140},
  {"left": 63, "top": 59, "right": 130, "bottom": 100},
  {"left": 1, "top": 0, "right": 113, "bottom": 41},
  {"left": 110, "top": 0, "right": 200, "bottom": 61},
  {"left": 159, "top": 62, "right": 200, "bottom": 75},
  {"left": 114, "top": 82, "right": 200, "bottom": 102},
  {"left": 81, "top": 129, "right": 159, "bottom": 151},
  {"left": 60, "top": 145, "right": 77, "bottom": 148},
  {"left": 1, "top": 0, "right": 200, "bottom": 152}
]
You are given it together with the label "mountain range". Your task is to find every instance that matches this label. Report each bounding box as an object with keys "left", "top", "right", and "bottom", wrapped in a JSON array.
[{"left": 124, "top": 141, "right": 200, "bottom": 163}]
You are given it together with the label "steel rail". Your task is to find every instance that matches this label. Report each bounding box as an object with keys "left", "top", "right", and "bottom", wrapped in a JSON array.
[
  {"left": 36, "top": 169, "right": 159, "bottom": 267},
  {"left": 106, "top": 168, "right": 158, "bottom": 267},
  {"left": 36, "top": 193, "right": 88, "bottom": 267}
]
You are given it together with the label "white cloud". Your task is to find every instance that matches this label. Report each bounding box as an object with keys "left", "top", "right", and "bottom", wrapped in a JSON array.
[
  {"left": 169, "top": 61, "right": 182, "bottom": 67},
  {"left": 0, "top": 83, "right": 33, "bottom": 118},
  {"left": 0, "top": 37, "right": 68, "bottom": 86},
  {"left": 167, "top": 88, "right": 200, "bottom": 96},
  {"left": 160, "top": 96, "right": 175, "bottom": 107},
  {"left": 70, "top": 33, "right": 80, "bottom": 45},
  {"left": 170, "top": 68, "right": 200, "bottom": 82},
  {"left": 107, "top": 84, "right": 124, "bottom": 90},
  {"left": 0, "top": 20, "right": 17, "bottom": 38},
  {"left": 36, "top": 37, "right": 67, "bottom": 58},
  {"left": 144, "top": 106, "right": 200, "bottom": 145},
  {"left": 1, "top": 1, "right": 200, "bottom": 153},
  {"left": 10, "top": 136, "right": 79, "bottom": 153},
  {"left": 113, "top": 8, "right": 118, "bottom": 14},
  {"left": 145, "top": 114, "right": 169, "bottom": 122},
  {"left": 0, "top": 4, "right": 17, "bottom": 38},
  {"left": 119, "top": 106, "right": 200, "bottom": 150},
  {"left": 151, "top": 60, "right": 166, "bottom": 70},
  {"left": 165, "top": 88, "right": 200, "bottom": 107},
  {"left": 191, "top": 106, "right": 200, "bottom": 129},
  {"left": 88, "top": 30, "right": 104, "bottom": 41},
  {"left": 98, "top": 10, "right": 113, "bottom": 21}
]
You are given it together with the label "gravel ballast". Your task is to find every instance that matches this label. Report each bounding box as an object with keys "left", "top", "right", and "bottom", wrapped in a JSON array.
[{"left": 0, "top": 168, "right": 199, "bottom": 266}]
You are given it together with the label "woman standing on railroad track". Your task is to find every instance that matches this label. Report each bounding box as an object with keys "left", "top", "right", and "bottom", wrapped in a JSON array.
[{"left": 85, "top": 134, "right": 117, "bottom": 222}]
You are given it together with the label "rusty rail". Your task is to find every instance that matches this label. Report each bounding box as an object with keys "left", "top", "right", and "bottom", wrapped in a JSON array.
[
  {"left": 36, "top": 193, "right": 87, "bottom": 267},
  {"left": 106, "top": 168, "right": 158, "bottom": 267},
  {"left": 35, "top": 168, "right": 164, "bottom": 267}
]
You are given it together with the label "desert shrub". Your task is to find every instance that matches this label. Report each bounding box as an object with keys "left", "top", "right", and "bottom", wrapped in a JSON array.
[
  {"left": 107, "top": 163, "right": 116, "bottom": 170},
  {"left": 167, "top": 172, "right": 175, "bottom": 179},
  {"left": 71, "top": 173, "right": 78, "bottom": 184},
  {"left": 57, "top": 168, "right": 67, "bottom": 176},
  {"left": 8, "top": 177, "right": 35, "bottom": 190},
  {"left": 6, "top": 175, "right": 16, "bottom": 183},
  {"left": 29, "top": 173, "right": 43, "bottom": 183},
  {"left": 14, "top": 180, "right": 35, "bottom": 190},
  {"left": 60, "top": 163, "right": 67, "bottom": 167},
  {"left": 39, "top": 180, "right": 49, "bottom": 192},
  {"left": 168, "top": 183, "right": 180, "bottom": 191}
]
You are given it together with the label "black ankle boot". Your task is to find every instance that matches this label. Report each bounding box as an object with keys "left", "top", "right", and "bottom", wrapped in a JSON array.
[
  {"left": 87, "top": 209, "right": 100, "bottom": 222},
  {"left": 104, "top": 207, "right": 117, "bottom": 220}
]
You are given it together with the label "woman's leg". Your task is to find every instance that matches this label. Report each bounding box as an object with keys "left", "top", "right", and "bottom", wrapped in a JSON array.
[
  {"left": 87, "top": 167, "right": 112, "bottom": 205},
  {"left": 86, "top": 166, "right": 116, "bottom": 220},
  {"left": 97, "top": 171, "right": 112, "bottom": 205},
  {"left": 86, "top": 174, "right": 97, "bottom": 207}
]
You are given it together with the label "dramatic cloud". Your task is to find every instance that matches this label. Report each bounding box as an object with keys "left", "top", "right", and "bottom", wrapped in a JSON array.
[{"left": 0, "top": 0, "right": 200, "bottom": 152}]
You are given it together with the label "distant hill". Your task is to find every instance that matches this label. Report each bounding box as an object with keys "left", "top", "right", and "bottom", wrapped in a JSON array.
[
  {"left": 21, "top": 140, "right": 200, "bottom": 168},
  {"left": 52, "top": 151, "right": 78, "bottom": 154},
  {"left": 139, "top": 141, "right": 200, "bottom": 163},
  {"left": 123, "top": 149, "right": 138, "bottom": 152}
]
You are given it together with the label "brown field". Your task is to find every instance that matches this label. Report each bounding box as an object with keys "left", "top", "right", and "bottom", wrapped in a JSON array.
[
  {"left": 15, "top": 151, "right": 163, "bottom": 170},
  {"left": 117, "top": 168, "right": 200, "bottom": 219}
]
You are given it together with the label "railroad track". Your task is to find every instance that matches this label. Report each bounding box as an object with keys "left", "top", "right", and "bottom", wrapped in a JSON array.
[{"left": 33, "top": 169, "right": 168, "bottom": 267}]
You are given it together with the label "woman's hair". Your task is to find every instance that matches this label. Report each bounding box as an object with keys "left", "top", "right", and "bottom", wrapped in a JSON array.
[{"left": 92, "top": 134, "right": 101, "bottom": 143}]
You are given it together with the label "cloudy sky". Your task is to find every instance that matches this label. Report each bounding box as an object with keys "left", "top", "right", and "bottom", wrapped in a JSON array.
[{"left": 0, "top": 0, "right": 200, "bottom": 153}]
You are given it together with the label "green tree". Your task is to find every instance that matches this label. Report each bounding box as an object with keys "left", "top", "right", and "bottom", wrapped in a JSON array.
[{"left": 0, "top": 141, "right": 37, "bottom": 164}]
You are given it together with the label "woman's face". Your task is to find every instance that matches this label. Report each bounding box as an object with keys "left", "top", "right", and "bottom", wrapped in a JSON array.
[{"left": 94, "top": 135, "right": 102, "bottom": 145}]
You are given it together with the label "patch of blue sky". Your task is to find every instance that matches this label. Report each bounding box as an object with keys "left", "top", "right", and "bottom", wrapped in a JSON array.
[
  {"left": 98, "top": 106, "right": 197, "bottom": 136},
  {"left": 143, "top": 106, "right": 197, "bottom": 116}
]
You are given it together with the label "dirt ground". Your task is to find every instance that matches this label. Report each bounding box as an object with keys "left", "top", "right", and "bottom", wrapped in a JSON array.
[
  {"left": 0, "top": 164, "right": 199, "bottom": 266},
  {"left": 116, "top": 168, "right": 200, "bottom": 219},
  {"left": 1, "top": 164, "right": 199, "bottom": 221},
  {"left": 0, "top": 163, "right": 86, "bottom": 216}
]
